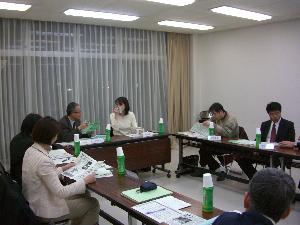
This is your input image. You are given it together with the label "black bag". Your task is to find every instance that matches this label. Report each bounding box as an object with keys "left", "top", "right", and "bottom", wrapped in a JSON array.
[
  {"left": 182, "top": 155, "right": 199, "bottom": 168},
  {"left": 0, "top": 162, "right": 39, "bottom": 225}
]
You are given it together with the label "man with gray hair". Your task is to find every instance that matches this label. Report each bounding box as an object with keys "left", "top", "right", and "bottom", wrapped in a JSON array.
[
  {"left": 57, "top": 102, "right": 90, "bottom": 142},
  {"left": 213, "top": 168, "right": 295, "bottom": 225}
]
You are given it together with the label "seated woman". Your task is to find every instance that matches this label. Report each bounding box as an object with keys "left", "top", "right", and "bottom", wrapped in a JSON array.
[
  {"left": 110, "top": 97, "right": 137, "bottom": 135},
  {"left": 22, "top": 117, "right": 99, "bottom": 225}
]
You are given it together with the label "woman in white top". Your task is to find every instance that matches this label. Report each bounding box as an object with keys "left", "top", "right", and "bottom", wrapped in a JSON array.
[
  {"left": 110, "top": 97, "right": 137, "bottom": 135},
  {"left": 22, "top": 117, "right": 99, "bottom": 225}
]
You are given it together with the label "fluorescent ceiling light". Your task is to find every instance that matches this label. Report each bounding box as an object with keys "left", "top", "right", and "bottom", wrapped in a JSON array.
[
  {"left": 64, "top": 9, "right": 139, "bottom": 22},
  {"left": 146, "top": 0, "right": 195, "bottom": 6},
  {"left": 211, "top": 6, "right": 272, "bottom": 21},
  {"left": 0, "top": 1, "right": 31, "bottom": 11},
  {"left": 158, "top": 20, "right": 214, "bottom": 30}
]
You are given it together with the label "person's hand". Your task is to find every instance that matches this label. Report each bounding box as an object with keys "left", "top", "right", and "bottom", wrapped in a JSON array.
[
  {"left": 84, "top": 173, "right": 96, "bottom": 184},
  {"left": 78, "top": 121, "right": 88, "bottom": 130},
  {"left": 61, "top": 162, "right": 75, "bottom": 172},
  {"left": 279, "top": 141, "right": 295, "bottom": 148},
  {"left": 298, "top": 136, "right": 300, "bottom": 141},
  {"left": 202, "top": 120, "right": 210, "bottom": 127}
]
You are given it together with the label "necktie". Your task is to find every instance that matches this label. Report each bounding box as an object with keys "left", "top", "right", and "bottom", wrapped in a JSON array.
[
  {"left": 72, "top": 122, "right": 76, "bottom": 129},
  {"left": 270, "top": 123, "right": 276, "bottom": 143}
]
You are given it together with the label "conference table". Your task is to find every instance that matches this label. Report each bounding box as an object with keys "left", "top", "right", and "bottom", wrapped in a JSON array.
[
  {"left": 173, "top": 133, "right": 300, "bottom": 200},
  {"left": 66, "top": 134, "right": 172, "bottom": 177},
  {"left": 87, "top": 169, "right": 223, "bottom": 225}
]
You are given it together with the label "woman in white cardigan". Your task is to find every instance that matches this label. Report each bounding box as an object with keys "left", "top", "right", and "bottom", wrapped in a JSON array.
[
  {"left": 22, "top": 117, "right": 99, "bottom": 225},
  {"left": 110, "top": 97, "right": 137, "bottom": 135}
]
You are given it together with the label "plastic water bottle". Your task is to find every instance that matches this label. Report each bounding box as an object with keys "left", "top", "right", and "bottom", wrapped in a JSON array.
[
  {"left": 256, "top": 128, "right": 261, "bottom": 149},
  {"left": 209, "top": 122, "right": 215, "bottom": 135},
  {"left": 105, "top": 124, "right": 111, "bottom": 142},
  {"left": 158, "top": 118, "right": 165, "bottom": 135},
  {"left": 116, "top": 147, "right": 126, "bottom": 176},
  {"left": 202, "top": 173, "right": 214, "bottom": 213},
  {"left": 74, "top": 134, "right": 80, "bottom": 157}
]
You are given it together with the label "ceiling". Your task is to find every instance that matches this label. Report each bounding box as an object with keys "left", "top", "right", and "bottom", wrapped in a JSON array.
[{"left": 1, "top": 0, "right": 300, "bottom": 33}]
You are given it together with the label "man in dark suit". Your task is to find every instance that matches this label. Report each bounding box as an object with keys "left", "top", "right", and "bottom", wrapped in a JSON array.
[
  {"left": 260, "top": 102, "right": 295, "bottom": 168},
  {"left": 57, "top": 102, "right": 90, "bottom": 142},
  {"left": 260, "top": 102, "right": 295, "bottom": 143},
  {"left": 10, "top": 113, "right": 42, "bottom": 186},
  {"left": 213, "top": 168, "right": 295, "bottom": 225}
]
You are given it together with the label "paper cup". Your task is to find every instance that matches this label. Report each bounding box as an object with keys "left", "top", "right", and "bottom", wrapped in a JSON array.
[
  {"left": 256, "top": 128, "right": 261, "bottom": 134},
  {"left": 106, "top": 124, "right": 111, "bottom": 130},
  {"left": 116, "top": 147, "right": 124, "bottom": 156},
  {"left": 74, "top": 134, "right": 79, "bottom": 142},
  {"left": 203, "top": 173, "right": 213, "bottom": 187}
]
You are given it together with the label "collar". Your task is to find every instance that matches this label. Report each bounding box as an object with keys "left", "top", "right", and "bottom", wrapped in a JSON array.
[
  {"left": 263, "top": 214, "right": 276, "bottom": 225},
  {"left": 271, "top": 118, "right": 281, "bottom": 127},
  {"left": 32, "top": 143, "right": 50, "bottom": 155}
]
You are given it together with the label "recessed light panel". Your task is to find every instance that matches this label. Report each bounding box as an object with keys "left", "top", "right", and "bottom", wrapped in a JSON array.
[
  {"left": 158, "top": 20, "right": 214, "bottom": 30},
  {"left": 146, "top": 0, "right": 195, "bottom": 7},
  {"left": 0, "top": 1, "right": 31, "bottom": 11}
]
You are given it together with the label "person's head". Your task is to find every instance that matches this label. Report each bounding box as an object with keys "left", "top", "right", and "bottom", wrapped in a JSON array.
[
  {"left": 266, "top": 102, "right": 282, "bottom": 123},
  {"left": 20, "top": 113, "right": 42, "bottom": 135},
  {"left": 66, "top": 102, "right": 81, "bottom": 121},
  {"left": 244, "top": 168, "right": 295, "bottom": 223},
  {"left": 114, "top": 97, "right": 130, "bottom": 115},
  {"left": 32, "top": 116, "right": 60, "bottom": 145},
  {"left": 209, "top": 103, "right": 226, "bottom": 120}
]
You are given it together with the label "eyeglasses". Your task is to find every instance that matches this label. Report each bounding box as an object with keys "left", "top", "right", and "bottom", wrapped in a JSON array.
[{"left": 73, "top": 111, "right": 81, "bottom": 114}]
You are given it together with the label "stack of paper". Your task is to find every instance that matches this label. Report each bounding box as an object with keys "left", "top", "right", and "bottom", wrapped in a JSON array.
[
  {"left": 62, "top": 152, "right": 112, "bottom": 180},
  {"left": 49, "top": 149, "right": 76, "bottom": 165},
  {"left": 132, "top": 200, "right": 206, "bottom": 224},
  {"left": 56, "top": 137, "right": 104, "bottom": 147}
]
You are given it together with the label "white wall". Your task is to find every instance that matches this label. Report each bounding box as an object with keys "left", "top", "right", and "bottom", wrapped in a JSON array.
[{"left": 191, "top": 19, "right": 300, "bottom": 140}]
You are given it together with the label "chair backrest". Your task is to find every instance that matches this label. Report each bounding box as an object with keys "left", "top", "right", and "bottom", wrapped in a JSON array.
[
  {"left": 239, "top": 126, "right": 249, "bottom": 140},
  {"left": 0, "top": 165, "right": 39, "bottom": 225}
]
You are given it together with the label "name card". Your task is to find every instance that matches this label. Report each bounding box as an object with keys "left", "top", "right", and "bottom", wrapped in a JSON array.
[
  {"left": 208, "top": 135, "right": 221, "bottom": 141},
  {"left": 259, "top": 143, "right": 275, "bottom": 150}
]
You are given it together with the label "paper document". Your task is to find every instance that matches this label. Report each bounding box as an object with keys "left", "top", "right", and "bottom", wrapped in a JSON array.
[
  {"left": 166, "top": 212, "right": 207, "bottom": 225},
  {"left": 132, "top": 201, "right": 183, "bottom": 223},
  {"left": 228, "top": 139, "right": 256, "bottom": 146},
  {"left": 155, "top": 196, "right": 191, "bottom": 210},
  {"left": 62, "top": 152, "right": 112, "bottom": 180},
  {"left": 49, "top": 149, "right": 76, "bottom": 165},
  {"left": 56, "top": 137, "right": 104, "bottom": 147},
  {"left": 190, "top": 123, "right": 209, "bottom": 138}
]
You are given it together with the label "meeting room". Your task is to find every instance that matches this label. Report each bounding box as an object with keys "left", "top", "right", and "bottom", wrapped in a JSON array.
[{"left": 0, "top": 0, "right": 300, "bottom": 225}]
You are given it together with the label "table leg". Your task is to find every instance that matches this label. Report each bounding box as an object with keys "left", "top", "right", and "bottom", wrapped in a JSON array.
[
  {"left": 280, "top": 157, "right": 285, "bottom": 172},
  {"left": 128, "top": 214, "right": 137, "bottom": 225},
  {"left": 270, "top": 155, "right": 273, "bottom": 168}
]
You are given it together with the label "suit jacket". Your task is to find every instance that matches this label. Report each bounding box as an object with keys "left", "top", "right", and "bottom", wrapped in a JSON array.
[
  {"left": 10, "top": 132, "right": 33, "bottom": 186},
  {"left": 213, "top": 211, "right": 274, "bottom": 225},
  {"left": 260, "top": 118, "right": 295, "bottom": 142},
  {"left": 57, "top": 115, "right": 90, "bottom": 142},
  {"left": 22, "top": 143, "right": 86, "bottom": 219}
]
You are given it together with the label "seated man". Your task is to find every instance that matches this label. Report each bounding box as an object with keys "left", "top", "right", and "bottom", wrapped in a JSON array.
[
  {"left": 261, "top": 102, "right": 295, "bottom": 168},
  {"left": 213, "top": 168, "right": 295, "bottom": 225},
  {"left": 57, "top": 102, "right": 90, "bottom": 142},
  {"left": 193, "top": 103, "right": 238, "bottom": 181},
  {"left": 193, "top": 103, "right": 257, "bottom": 181}
]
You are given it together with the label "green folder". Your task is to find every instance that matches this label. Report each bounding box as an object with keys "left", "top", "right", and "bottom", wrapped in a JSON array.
[
  {"left": 81, "top": 122, "right": 100, "bottom": 134},
  {"left": 121, "top": 186, "right": 173, "bottom": 203}
]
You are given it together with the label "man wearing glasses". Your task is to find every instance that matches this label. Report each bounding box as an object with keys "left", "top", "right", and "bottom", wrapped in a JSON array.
[{"left": 57, "top": 102, "right": 90, "bottom": 142}]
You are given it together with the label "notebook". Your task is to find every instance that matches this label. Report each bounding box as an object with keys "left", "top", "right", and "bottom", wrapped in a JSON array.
[{"left": 121, "top": 186, "right": 173, "bottom": 203}]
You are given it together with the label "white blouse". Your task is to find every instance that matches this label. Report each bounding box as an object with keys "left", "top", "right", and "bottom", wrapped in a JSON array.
[{"left": 110, "top": 111, "right": 137, "bottom": 135}]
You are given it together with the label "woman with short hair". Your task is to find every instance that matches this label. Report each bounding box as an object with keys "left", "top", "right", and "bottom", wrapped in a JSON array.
[{"left": 22, "top": 116, "right": 99, "bottom": 225}]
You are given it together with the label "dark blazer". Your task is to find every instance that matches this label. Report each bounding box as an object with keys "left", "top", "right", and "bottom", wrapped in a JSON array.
[
  {"left": 57, "top": 115, "right": 90, "bottom": 142},
  {"left": 213, "top": 211, "right": 274, "bottom": 225},
  {"left": 10, "top": 132, "right": 33, "bottom": 186},
  {"left": 260, "top": 118, "right": 295, "bottom": 142}
]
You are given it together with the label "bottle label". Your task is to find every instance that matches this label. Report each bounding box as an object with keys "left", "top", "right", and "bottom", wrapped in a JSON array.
[
  {"left": 159, "top": 123, "right": 165, "bottom": 134},
  {"left": 117, "top": 156, "right": 126, "bottom": 175},
  {"left": 105, "top": 129, "right": 111, "bottom": 142},
  {"left": 209, "top": 128, "right": 215, "bottom": 135},
  {"left": 203, "top": 187, "right": 213, "bottom": 212},
  {"left": 74, "top": 141, "right": 80, "bottom": 157},
  {"left": 256, "top": 134, "right": 261, "bottom": 149}
]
